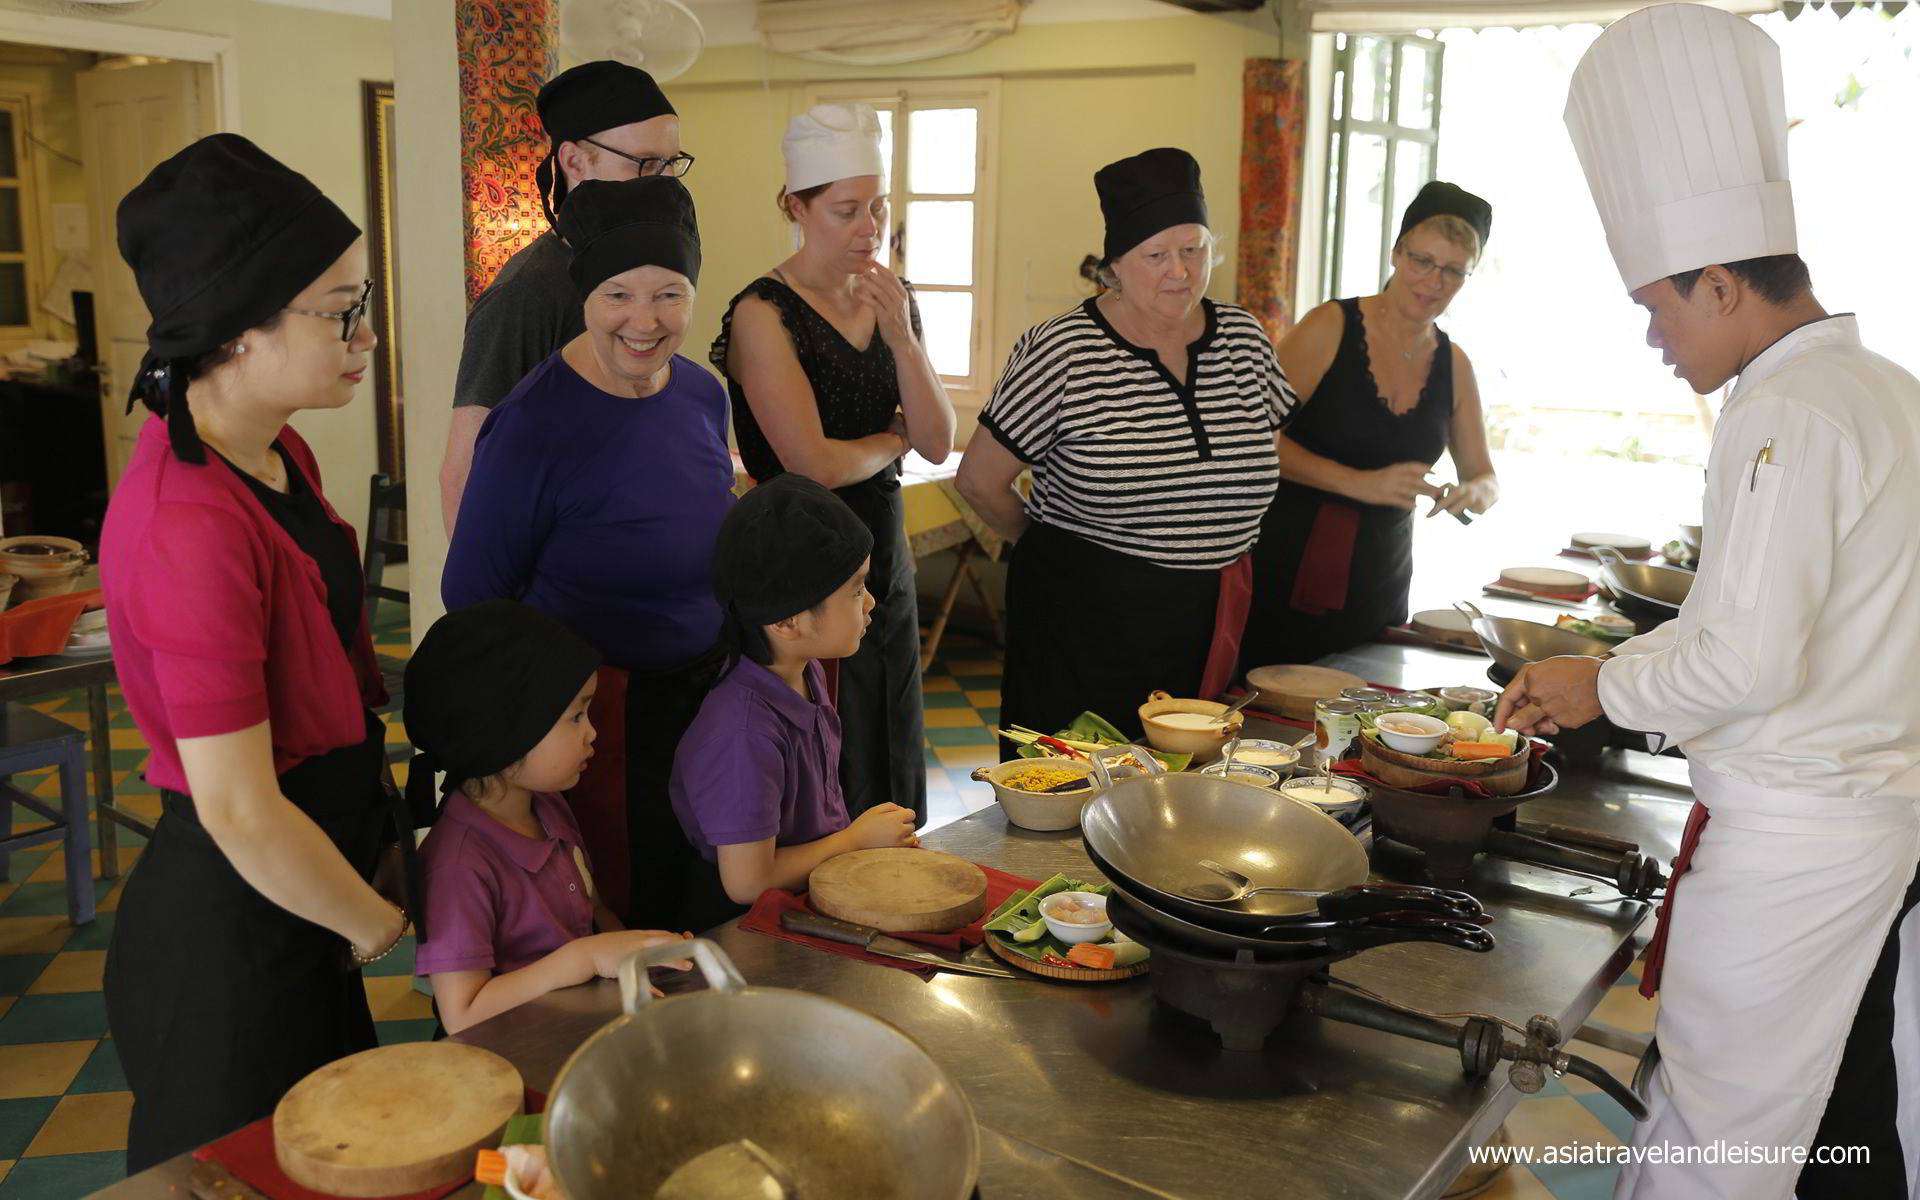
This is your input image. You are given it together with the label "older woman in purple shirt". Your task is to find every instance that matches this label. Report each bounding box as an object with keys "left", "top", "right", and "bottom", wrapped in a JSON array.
[{"left": 443, "top": 176, "right": 730, "bottom": 929}]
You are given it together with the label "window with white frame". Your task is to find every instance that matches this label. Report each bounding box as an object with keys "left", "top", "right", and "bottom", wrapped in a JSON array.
[
  {"left": 810, "top": 80, "right": 999, "bottom": 397},
  {"left": 1320, "top": 34, "right": 1443, "bottom": 302}
]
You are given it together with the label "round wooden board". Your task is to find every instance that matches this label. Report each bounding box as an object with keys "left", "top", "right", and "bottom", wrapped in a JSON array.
[
  {"left": 1410, "top": 609, "right": 1483, "bottom": 651},
  {"left": 1246, "top": 664, "right": 1367, "bottom": 721},
  {"left": 808, "top": 848, "right": 989, "bottom": 933},
  {"left": 986, "top": 932, "right": 1149, "bottom": 982},
  {"left": 275, "top": 1042, "right": 522, "bottom": 1198}
]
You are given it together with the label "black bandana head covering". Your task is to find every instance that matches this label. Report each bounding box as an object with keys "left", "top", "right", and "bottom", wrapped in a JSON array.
[
  {"left": 712, "top": 474, "right": 874, "bottom": 665},
  {"left": 1095, "top": 147, "right": 1208, "bottom": 265},
  {"left": 402, "top": 601, "right": 602, "bottom": 826},
  {"left": 559, "top": 176, "right": 702, "bottom": 294},
  {"left": 536, "top": 60, "right": 677, "bottom": 230},
  {"left": 1398, "top": 181, "right": 1493, "bottom": 254},
  {"left": 115, "top": 133, "right": 360, "bottom": 464}
]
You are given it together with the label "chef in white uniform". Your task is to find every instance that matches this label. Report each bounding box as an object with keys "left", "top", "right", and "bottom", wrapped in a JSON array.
[{"left": 1495, "top": 6, "right": 1920, "bottom": 1198}]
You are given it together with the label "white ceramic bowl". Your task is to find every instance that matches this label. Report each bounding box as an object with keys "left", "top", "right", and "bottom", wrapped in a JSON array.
[
  {"left": 1374, "top": 713, "right": 1450, "bottom": 755},
  {"left": 1199, "top": 761, "right": 1283, "bottom": 789},
  {"left": 1222, "top": 739, "right": 1302, "bottom": 773},
  {"left": 1038, "top": 891, "right": 1112, "bottom": 944},
  {"left": 1277, "top": 776, "right": 1369, "bottom": 813}
]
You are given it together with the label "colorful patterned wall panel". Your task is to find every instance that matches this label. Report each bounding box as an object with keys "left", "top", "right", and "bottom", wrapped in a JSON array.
[
  {"left": 457, "top": 0, "right": 558, "bottom": 305},
  {"left": 1237, "top": 58, "right": 1309, "bottom": 344}
]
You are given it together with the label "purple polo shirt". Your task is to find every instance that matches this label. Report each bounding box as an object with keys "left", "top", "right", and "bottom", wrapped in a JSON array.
[
  {"left": 670, "top": 658, "right": 851, "bottom": 862},
  {"left": 413, "top": 790, "right": 596, "bottom": 976}
]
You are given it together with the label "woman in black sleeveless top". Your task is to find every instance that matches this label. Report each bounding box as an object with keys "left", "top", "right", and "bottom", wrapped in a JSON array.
[
  {"left": 1243, "top": 183, "right": 1499, "bottom": 668},
  {"left": 710, "top": 103, "right": 955, "bottom": 827}
]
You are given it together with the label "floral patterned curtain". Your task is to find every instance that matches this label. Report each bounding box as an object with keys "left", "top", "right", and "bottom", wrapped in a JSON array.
[
  {"left": 1236, "top": 58, "right": 1310, "bottom": 344},
  {"left": 457, "top": 0, "right": 558, "bottom": 305}
]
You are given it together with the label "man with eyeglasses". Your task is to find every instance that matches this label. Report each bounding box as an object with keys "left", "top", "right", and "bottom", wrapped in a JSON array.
[{"left": 440, "top": 60, "right": 691, "bottom": 531}]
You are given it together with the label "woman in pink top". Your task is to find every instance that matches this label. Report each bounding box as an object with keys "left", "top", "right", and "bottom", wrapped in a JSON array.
[{"left": 98, "top": 135, "right": 412, "bottom": 1172}]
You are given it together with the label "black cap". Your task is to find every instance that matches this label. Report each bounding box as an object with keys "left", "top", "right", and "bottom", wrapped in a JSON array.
[
  {"left": 1095, "top": 147, "right": 1208, "bottom": 264},
  {"left": 713, "top": 474, "right": 874, "bottom": 664},
  {"left": 1398, "top": 181, "right": 1492, "bottom": 253},
  {"left": 403, "top": 600, "right": 602, "bottom": 823},
  {"left": 536, "top": 60, "right": 676, "bottom": 228},
  {"left": 559, "top": 176, "right": 702, "bottom": 293},
  {"left": 116, "top": 133, "right": 360, "bottom": 462}
]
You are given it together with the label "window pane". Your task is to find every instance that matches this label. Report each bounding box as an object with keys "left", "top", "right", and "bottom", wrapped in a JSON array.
[
  {"left": 0, "top": 189, "right": 21, "bottom": 254},
  {"left": 1392, "top": 140, "right": 1432, "bottom": 241},
  {"left": 0, "top": 261, "right": 26, "bottom": 326},
  {"left": 904, "top": 200, "right": 972, "bottom": 286},
  {"left": 876, "top": 107, "right": 895, "bottom": 184},
  {"left": 915, "top": 289, "right": 973, "bottom": 378},
  {"left": 1352, "top": 37, "right": 1391, "bottom": 123},
  {"left": 1397, "top": 44, "right": 1436, "bottom": 128},
  {"left": 908, "top": 108, "right": 976, "bottom": 194},
  {"left": 0, "top": 112, "right": 15, "bottom": 178},
  {"left": 1339, "top": 133, "right": 1387, "bottom": 297}
]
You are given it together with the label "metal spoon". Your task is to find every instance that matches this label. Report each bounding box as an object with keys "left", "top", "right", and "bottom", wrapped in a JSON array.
[
  {"left": 1210, "top": 691, "right": 1257, "bottom": 726},
  {"left": 1181, "top": 858, "right": 1332, "bottom": 904}
]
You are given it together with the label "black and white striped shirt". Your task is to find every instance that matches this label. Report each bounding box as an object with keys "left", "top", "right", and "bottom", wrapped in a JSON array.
[{"left": 979, "top": 298, "right": 1297, "bottom": 570}]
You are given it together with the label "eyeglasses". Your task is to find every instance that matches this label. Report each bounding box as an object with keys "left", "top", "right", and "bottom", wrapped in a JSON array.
[
  {"left": 1399, "top": 249, "right": 1471, "bottom": 287},
  {"left": 286, "top": 279, "right": 373, "bottom": 343},
  {"left": 580, "top": 139, "right": 696, "bottom": 179}
]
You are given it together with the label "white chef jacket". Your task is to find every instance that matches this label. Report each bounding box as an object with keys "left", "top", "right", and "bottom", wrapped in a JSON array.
[{"left": 1598, "top": 316, "right": 1920, "bottom": 801}]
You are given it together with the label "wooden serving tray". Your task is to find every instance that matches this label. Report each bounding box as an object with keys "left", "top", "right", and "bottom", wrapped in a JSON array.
[
  {"left": 1359, "top": 731, "right": 1530, "bottom": 796},
  {"left": 986, "top": 932, "right": 1149, "bottom": 982}
]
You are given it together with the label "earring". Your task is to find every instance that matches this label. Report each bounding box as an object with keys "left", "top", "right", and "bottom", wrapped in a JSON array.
[{"left": 235, "top": 343, "right": 248, "bottom": 355}]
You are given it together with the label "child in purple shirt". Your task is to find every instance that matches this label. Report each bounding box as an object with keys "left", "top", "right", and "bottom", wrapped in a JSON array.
[
  {"left": 672, "top": 476, "right": 919, "bottom": 921},
  {"left": 406, "top": 601, "right": 689, "bottom": 1033}
]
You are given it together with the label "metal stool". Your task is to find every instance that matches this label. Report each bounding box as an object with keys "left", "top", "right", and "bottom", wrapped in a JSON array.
[
  {"left": 0, "top": 702, "right": 97, "bottom": 924},
  {"left": 363, "top": 472, "right": 408, "bottom": 631}
]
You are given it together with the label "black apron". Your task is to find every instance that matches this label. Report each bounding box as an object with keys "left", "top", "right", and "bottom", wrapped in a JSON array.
[
  {"left": 999, "top": 521, "right": 1220, "bottom": 761},
  {"left": 106, "top": 445, "right": 395, "bottom": 1172},
  {"left": 625, "top": 644, "right": 728, "bottom": 929},
  {"left": 1244, "top": 297, "right": 1453, "bottom": 668},
  {"left": 712, "top": 276, "right": 928, "bottom": 825}
]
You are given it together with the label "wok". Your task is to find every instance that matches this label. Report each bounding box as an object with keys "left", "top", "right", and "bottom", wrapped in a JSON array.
[
  {"left": 1593, "top": 546, "right": 1692, "bottom": 618},
  {"left": 1456, "top": 602, "right": 1612, "bottom": 678},
  {"left": 1079, "top": 767, "right": 1484, "bottom": 932},
  {"left": 1094, "top": 846, "right": 1495, "bottom": 958},
  {"left": 545, "top": 941, "right": 979, "bottom": 1200}
]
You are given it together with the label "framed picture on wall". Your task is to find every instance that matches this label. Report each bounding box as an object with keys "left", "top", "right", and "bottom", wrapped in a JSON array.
[{"left": 362, "top": 80, "right": 403, "bottom": 484}]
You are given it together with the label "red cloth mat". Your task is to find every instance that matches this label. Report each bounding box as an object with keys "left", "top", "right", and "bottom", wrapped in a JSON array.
[
  {"left": 0, "top": 588, "right": 98, "bottom": 665},
  {"left": 741, "top": 863, "right": 1040, "bottom": 978},
  {"left": 192, "top": 1088, "right": 548, "bottom": 1199}
]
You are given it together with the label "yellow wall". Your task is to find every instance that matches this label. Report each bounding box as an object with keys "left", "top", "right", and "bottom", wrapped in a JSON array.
[
  {"left": 665, "top": 14, "right": 1280, "bottom": 430},
  {"left": 0, "top": 47, "right": 92, "bottom": 347},
  {"left": 0, "top": 0, "right": 393, "bottom": 542}
]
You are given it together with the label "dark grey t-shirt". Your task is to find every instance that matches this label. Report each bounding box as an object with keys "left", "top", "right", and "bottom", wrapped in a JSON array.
[{"left": 452, "top": 231, "right": 587, "bottom": 410}]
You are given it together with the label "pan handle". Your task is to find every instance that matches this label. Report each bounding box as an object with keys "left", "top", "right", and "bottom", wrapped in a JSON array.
[
  {"left": 1316, "top": 883, "right": 1486, "bottom": 923},
  {"left": 1454, "top": 601, "right": 1487, "bottom": 623},
  {"left": 618, "top": 938, "right": 741, "bottom": 1015},
  {"left": 1317, "top": 912, "right": 1495, "bottom": 954}
]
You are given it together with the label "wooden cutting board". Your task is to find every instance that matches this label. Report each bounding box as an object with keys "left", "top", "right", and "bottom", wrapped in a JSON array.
[
  {"left": 809, "top": 848, "right": 989, "bottom": 933},
  {"left": 1246, "top": 664, "right": 1366, "bottom": 721},
  {"left": 274, "top": 1042, "right": 522, "bottom": 1197}
]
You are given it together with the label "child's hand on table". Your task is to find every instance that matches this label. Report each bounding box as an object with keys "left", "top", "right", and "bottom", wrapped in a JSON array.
[
  {"left": 579, "top": 929, "right": 695, "bottom": 996},
  {"left": 850, "top": 803, "right": 919, "bottom": 850}
]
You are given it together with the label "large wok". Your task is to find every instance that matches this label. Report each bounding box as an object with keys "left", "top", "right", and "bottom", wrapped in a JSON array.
[
  {"left": 1456, "top": 602, "right": 1613, "bottom": 678},
  {"left": 1092, "top": 844, "right": 1495, "bottom": 958},
  {"left": 1593, "top": 546, "right": 1692, "bottom": 621},
  {"left": 1079, "top": 767, "right": 1485, "bottom": 934},
  {"left": 545, "top": 941, "right": 979, "bottom": 1200}
]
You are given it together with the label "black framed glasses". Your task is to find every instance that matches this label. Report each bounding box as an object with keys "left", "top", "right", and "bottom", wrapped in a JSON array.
[
  {"left": 286, "top": 279, "right": 374, "bottom": 343},
  {"left": 1399, "top": 249, "right": 1471, "bottom": 287},
  {"left": 580, "top": 138, "right": 696, "bottom": 179}
]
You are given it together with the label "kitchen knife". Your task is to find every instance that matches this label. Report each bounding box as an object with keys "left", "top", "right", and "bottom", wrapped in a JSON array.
[{"left": 780, "top": 910, "right": 1017, "bottom": 978}]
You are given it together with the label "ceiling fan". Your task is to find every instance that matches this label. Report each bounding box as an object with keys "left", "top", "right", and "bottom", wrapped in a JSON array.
[{"left": 560, "top": 0, "right": 708, "bottom": 82}]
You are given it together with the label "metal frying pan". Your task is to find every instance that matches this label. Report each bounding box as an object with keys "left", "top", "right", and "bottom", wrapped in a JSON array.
[
  {"left": 1093, "top": 846, "right": 1496, "bottom": 959},
  {"left": 1079, "top": 770, "right": 1480, "bottom": 932},
  {"left": 1591, "top": 546, "right": 1692, "bottom": 618},
  {"left": 1455, "top": 602, "right": 1613, "bottom": 678}
]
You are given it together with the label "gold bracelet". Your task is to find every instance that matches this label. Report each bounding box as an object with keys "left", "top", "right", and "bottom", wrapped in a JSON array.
[{"left": 351, "top": 905, "right": 411, "bottom": 967}]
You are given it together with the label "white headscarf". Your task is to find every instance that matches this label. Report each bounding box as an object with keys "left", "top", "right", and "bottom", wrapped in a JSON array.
[{"left": 782, "top": 103, "right": 885, "bottom": 194}]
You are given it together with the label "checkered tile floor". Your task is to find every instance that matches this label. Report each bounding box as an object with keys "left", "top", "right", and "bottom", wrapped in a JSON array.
[{"left": 0, "top": 610, "right": 1652, "bottom": 1196}]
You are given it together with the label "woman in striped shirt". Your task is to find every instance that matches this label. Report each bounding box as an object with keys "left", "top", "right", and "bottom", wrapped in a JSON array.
[{"left": 956, "top": 148, "right": 1298, "bottom": 748}]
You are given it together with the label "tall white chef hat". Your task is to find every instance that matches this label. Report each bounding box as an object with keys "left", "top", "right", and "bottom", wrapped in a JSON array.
[
  {"left": 782, "top": 103, "right": 885, "bottom": 194},
  {"left": 1564, "top": 3, "right": 1797, "bottom": 293}
]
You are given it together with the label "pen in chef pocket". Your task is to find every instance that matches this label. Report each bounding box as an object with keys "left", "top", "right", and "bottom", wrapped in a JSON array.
[{"left": 1749, "top": 437, "right": 1775, "bottom": 492}]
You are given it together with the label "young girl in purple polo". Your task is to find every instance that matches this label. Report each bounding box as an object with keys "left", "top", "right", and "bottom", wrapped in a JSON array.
[
  {"left": 406, "top": 600, "right": 689, "bottom": 1033},
  {"left": 671, "top": 474, "right": 919, "bottom": 926}
]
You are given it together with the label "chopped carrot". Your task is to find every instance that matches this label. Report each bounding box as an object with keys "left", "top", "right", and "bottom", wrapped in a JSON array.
[
  {"left": 1450, "top": 742, "right": 1512, "bottom": 760},
  {"left": 1067, "top": 943, "right": 1117, "bottom": 970},
  {"left": 474, "top": 1149, "right": 507, "bottom": 1187}
]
